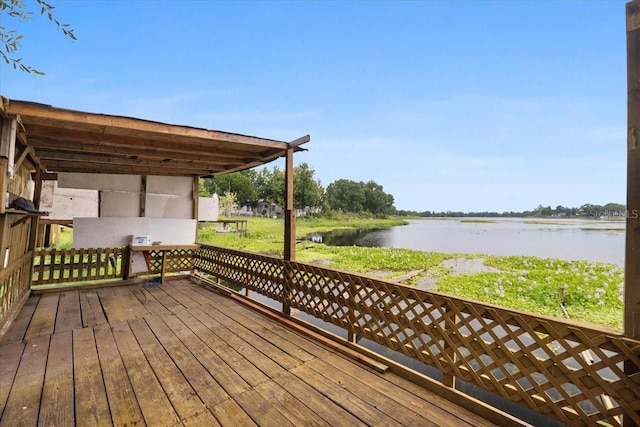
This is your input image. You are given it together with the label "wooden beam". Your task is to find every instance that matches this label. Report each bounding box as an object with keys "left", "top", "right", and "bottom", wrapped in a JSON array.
[
  {"left": 4, "top": 100, "right": 290, "bottom": 149},
  {"left": 625, "top": 0, "right": 639, "bottom": 342},
  {"left": 28, "top": 141, "right": 260, "bottom": 165},
  {"left": 38, "top": 160, "right": 220, "bottom": 176},
  {"left": 288, "top": 134, "right": 311, "bottom": 149},
  {"left": 13, "top": 146, "right": 33, "bottom": 171},
  {"left": 26, "top": 132, "right": 268, "bottom": 162},
  {"left": 35, "top": 149, "right": 229, "bottom": 171}
]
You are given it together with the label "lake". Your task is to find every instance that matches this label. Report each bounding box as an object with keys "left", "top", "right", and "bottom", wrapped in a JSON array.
[{"left": 306, "top": 217, "right": 626, "bottom": 266}]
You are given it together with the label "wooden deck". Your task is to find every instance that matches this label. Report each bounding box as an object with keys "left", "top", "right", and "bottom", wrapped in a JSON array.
[{"left": 0, "top": 279, "right": 497, "bottom": 427}]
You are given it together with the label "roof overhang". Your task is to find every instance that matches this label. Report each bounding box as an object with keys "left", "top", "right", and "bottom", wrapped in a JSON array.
[{"left": 0, "top": 97, "right": 309, "bottom": 177}]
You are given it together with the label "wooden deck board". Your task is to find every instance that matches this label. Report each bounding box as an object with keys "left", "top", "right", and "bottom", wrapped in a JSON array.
[
  {"left": 171, "top": 306, "right": 269, "bottom": 388},
  {"left": 72, "top": 327, "right": 111, "bottom": 426},
  {"left": 109, "top": 319, "right": 181, "bottom": 426},
  {"left": 157, "top": 313, "right": 247, "bottom": 400},
  {"left": 0, "top": 279, "right": 498, "bottom": 427},
  {"left": 128, "top": 317, "right": 215, "bottom": 423},
  {"left": 211, "top": 398, "right": 258, "bottom": 427},
  {"left": 54, "top": 291, "right": 82, "bottom": 334},
  {"left": 290, "top": 363, "right": 400, "bottom": 426},
  {"left": 253, "top": 377, "right": 333, "bottom": 427},
  {"left": 271, "top": 370, "right": 367, "bottom": 427},
  {"left": 93, "top": 324, "right": 144, "bottom": 427},
  {"left": 1, "top": 334, "right": 50, "bottom": 426},
  {"left": 24, "top": 293, "right": 58, "bottom": 341},
  {"left": 38, "top": 331, "right": 74, "bottom": 427},
  {"left": 0, "top": 294, "right": 39, "bottom": 345},
  {"left": 0, "top": 341, "right": 25, "bottom": 418},
  {"left": 80, "top": 290, "right": 107, "bottom": 327}
]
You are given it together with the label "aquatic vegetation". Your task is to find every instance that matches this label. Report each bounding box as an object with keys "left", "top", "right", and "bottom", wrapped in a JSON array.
[
  {"left": 301, "top": 244, "right": 448, "bottom": 273},
  {"left": 198, "top": 218, "right": 624, "bottom": 329},
  {"left": 437, "top": 255, "right": 624, "bottom": 329}
]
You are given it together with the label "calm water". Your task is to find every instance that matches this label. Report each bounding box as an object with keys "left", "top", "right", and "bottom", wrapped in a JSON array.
[{"left": 306, "top": 218, "right": 625, "bottom": 266}]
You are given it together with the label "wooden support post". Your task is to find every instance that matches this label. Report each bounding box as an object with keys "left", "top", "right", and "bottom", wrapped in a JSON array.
[
  {"left": 625, "top": 2, "right": 640, "bottom": 425},
  {"left": 283, "top": 146, "right": 296, "bottom": 315},
  {"left": 28, "top": 167, "right": 44, "bottom": 252},
  {"left": 626, "top": 0, "right": 640, "bottom": 342},
  {"left": 33, "top": 167, "right": 43, "bottom": 209},
  {"left": 122, "top": 246, "right": 132, "bottom": 280},
  {"left": 0, "top": 159, "right": 7, "bottom": 215},
  {"left": 193, "top": 176, "right": 200, "bottom": 243},
  {"left": 284, "top": 147, "right": 295, "bottom": 261}
]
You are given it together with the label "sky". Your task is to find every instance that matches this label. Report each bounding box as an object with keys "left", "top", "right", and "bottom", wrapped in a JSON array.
[{"left": 0, "top": 0, "right": 631, "bottom": 212}]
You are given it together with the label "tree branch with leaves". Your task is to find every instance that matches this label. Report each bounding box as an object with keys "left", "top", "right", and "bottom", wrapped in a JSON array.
[{"left": 0, "top": 0, "right": 76, "bottom": 74}]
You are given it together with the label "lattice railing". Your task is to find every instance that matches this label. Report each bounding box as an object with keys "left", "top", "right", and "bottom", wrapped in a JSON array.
[
  {"left": 144, "top": 249, "right": 194, "bottom": 273},
  {"left": 193, "top": 244, "right": 640, "bottom": 427},
  {"left": 143, "top": 248, "right": 197, "bottom": 275},
  {"left": 32, "top": 247, "right": 125, "bottom": 285}
]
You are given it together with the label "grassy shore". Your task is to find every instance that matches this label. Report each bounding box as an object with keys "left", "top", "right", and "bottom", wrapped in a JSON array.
[
  {"left": 55, "top": 216, "right": 624, "bottom": 330},
  {"left": 198, "top": 216, "right": 623, "bottom": 330}
]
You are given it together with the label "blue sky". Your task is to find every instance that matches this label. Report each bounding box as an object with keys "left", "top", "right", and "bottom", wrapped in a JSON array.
[{"left": 0, "top": 0, "right": 629, "bottom": 212}]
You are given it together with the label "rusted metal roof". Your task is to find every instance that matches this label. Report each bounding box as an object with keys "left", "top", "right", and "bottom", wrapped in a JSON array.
[{"left": 1, "top": 97, "right": 309, "bottom": 177}]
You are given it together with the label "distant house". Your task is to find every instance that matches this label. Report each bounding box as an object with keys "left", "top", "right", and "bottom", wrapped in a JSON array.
[
  {"left": 238, "top": 204, "right": 254, "bottom": 216},
  {"left": 256, "top": 201, "right": 282, "bottom": 218},
  {"left": 296, "top": 206, "right": 322, "bottom": 217}
]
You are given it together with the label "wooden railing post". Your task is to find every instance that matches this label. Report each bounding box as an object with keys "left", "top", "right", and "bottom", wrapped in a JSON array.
[
  {"left": 442, "top": 303, "right": 456, "bottom": 389},
  {"left": 122, "top": 246, "right": 131, "bottom": 280},
  {"left": 282, "top": 261, "right": 294, "bottom": 316}
]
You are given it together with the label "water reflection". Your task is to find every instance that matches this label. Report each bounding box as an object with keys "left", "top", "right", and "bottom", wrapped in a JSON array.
[
  {"left": 304, "top": 218, "right": 625, "bottom": 266},
  {"left": 304, "top": 228, "right": 388, "bottom": 247}
]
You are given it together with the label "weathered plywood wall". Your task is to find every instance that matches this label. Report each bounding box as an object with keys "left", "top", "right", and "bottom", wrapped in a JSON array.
[
  {"left": 73, "top": 217, "right": 196, "bottom": 248},
  {"left": 59, "top": 173, "right": 197, "bottom": 247}
]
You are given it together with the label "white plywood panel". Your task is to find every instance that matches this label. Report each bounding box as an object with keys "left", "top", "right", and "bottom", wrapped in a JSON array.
[
  {"left": 59, "top": 173, "right": 141, "bottom": 192},
  {"left": 147, "top": 176, "right": 193, "bottom": 196},
  {"left": 100, "top": 191, "right": 140, "bottom": 217},
  {"left": 73, "top": 217, "right": 197, "bottom": 248},
  {"left": 131, "top": 252, "right": 149, "bottom": 273},
  {"left": 39, "top": 181, "right": 99, "bottom": 219},
  {"left": 145, "top": 194, "right": 192, "bottom": 219},
  {"left": 198, "top": 196, "right": 219, "bottom": 221},
  {"left": 50, "top": 189, "right": 99, "bottom": 219}
]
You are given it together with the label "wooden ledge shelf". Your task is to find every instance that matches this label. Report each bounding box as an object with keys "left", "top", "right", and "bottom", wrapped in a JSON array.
[
  {"left": 2, "top": 209, "right": 49, "bottom": 216},
  {"left": 130, "top": 244, "right": 200, "bottom": 251}
]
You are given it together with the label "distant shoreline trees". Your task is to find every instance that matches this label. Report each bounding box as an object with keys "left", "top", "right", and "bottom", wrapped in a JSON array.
[
  {"left": 200, "top": 164, "right": 625, "bottom": 219},
  {"left": 395, "top": 202, "right": 629, "bottom": 219}
]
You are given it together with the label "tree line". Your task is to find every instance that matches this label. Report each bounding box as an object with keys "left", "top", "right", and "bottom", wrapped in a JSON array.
[
  {"left": 396, "top": 202, "right": 628, "bottom": 219},
  {"left": 200, "top": 164, "right": 625, "bottom": 219},
  {"left": 199, "top": 163, "right": 396, "bottom": 217}
]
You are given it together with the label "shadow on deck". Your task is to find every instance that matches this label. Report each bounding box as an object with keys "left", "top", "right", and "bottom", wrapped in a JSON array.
[{"left": 0, "top": 278, "right": 497, "bottom": 427}]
